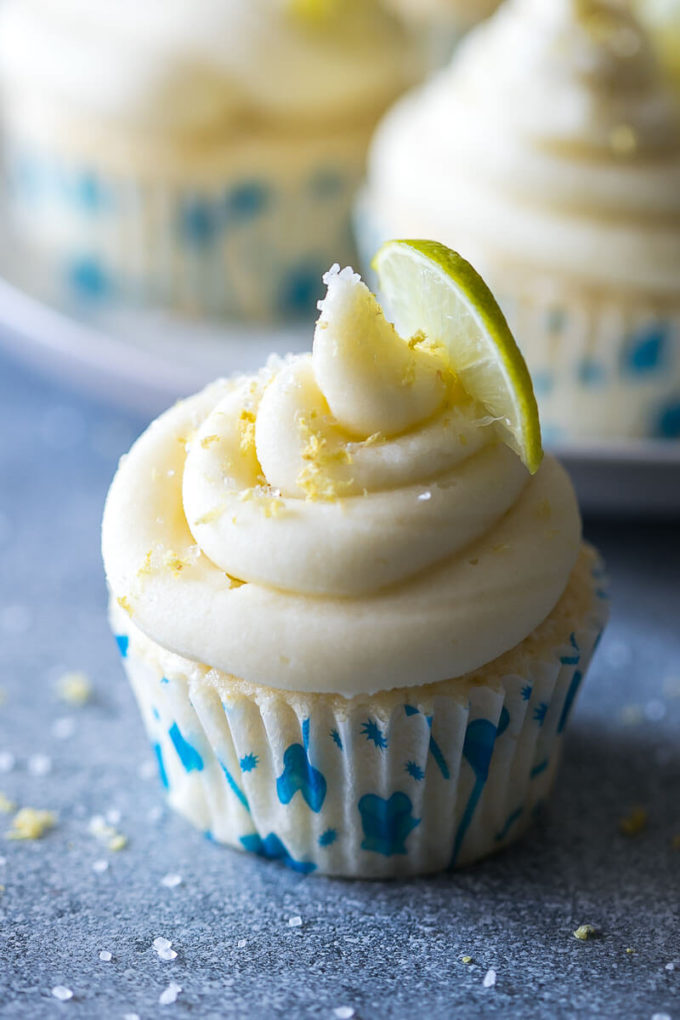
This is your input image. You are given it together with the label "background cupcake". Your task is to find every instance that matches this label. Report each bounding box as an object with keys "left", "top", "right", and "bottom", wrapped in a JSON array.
[
  {"left": 102, "top": 246, "right": 608, "bottom": 877},
  {"left": 634, "top": 0, "right": 680, "bottom": 93},
  {"left": 0, "top": 0, "right": 417, "bottom": 320},
  {"left": 357, "top": 0, "right": 680, "bottom": 442}
]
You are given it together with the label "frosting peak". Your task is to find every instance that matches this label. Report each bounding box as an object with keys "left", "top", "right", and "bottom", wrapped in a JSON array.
[{"left": 103, "top": 267, "right": 580, "bottom": 695}]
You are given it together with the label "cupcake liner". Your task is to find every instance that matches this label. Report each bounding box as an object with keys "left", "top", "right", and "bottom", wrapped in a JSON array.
[
  {"left": 1, "top": 123, "right": 369, "bottom": 320},
  {"left": 112, "top": 549, "right": 608, "bottom": 878},
  {"left": 354, "top": 195, "right": 680, "bottom": 441}
]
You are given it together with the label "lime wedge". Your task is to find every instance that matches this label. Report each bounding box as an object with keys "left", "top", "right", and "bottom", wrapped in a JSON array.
[{"left": 372, "top": 239, "right": 543, "bottom": 474}]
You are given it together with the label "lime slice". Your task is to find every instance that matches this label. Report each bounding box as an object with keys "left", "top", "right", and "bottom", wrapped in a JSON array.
[{"left": 372, "top": 239, "right": 543, "bottom": 474}]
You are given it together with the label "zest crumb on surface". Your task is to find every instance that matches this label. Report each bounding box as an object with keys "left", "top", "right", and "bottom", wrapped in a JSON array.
[
  {"left": 573, "top": 924, "right": 598, "bottom": 941},
  {"left": 619, "top": 806, "right": 648, "bottom": 836},
  {"left": 8, "top": 807, "right": 56, "bottom": 840}
]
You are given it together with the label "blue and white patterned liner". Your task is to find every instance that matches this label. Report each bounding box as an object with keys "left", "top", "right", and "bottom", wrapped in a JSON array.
[
  {"left": 2, "top": 136, "right": 364, "bottom": 320},
  {"left": 354, "top": 195, "right": 680, "bottom": 441},
  {"left": 111, "top": 553, "right": 608, "bottom": 878}
]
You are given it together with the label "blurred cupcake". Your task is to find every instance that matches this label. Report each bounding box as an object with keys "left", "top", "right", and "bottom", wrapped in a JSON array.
[
  {"left": 633, "top": 0, "right": 680, "bottom": 93},
  {"left": 0, "top": 0, "right": 416, "bottom": 320},
  {"left": 102, "top": 244, "right": 608, "bottom": 877},
  {"left": 358, "top": 0, "right": 680, "bottom": 441}
]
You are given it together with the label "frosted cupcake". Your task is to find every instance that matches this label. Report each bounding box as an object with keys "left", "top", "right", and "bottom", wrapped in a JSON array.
[
  {"left": 102, "top": 241, "right": 608, "bottom": 877},
  {"left": 634, "top": 0, "right": 680, "bottom": 93},
  {"left": 0, "top": 0, "right": 415, "bottom": 320},
  {"left": 358, "top": 0, "right": 680, "bottom": 441}
]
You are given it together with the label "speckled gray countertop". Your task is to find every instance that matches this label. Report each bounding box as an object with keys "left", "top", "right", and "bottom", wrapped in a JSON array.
[{"left": 0, "top": 351, "right": 678, "bottom": 1020}]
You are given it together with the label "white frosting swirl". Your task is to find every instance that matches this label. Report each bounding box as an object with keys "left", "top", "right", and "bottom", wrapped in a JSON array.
[
  {"left": 366, "top": 0, "right": 680, "bottom": 292},
  {"left": 0, "top": 0, "right": 413, "bottom": 135},
  {"left": 102, "top": 266, "right": 581, "bottom": 696}
]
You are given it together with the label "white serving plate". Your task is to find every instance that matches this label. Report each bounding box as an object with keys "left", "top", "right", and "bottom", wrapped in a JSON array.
[{"left": 1, "top": 268, "right": 679, "bottom": 516}]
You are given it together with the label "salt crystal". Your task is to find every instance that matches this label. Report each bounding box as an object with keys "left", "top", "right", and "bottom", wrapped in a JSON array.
[
  {"left": 123, "top": 1014, "right": 141, "bottom": 1020},
  {"left": 483, "top": 968, "right": 496, "bottom": 988},
  {"left": 651, "top": 1014, "right": 672, "bottom": 1020},
  {"left": 153, "top": 937, "right": 173, "bottom": 951},
  {"left": 664, "top": 962, "right": 676, "bottom": 971},
  {"left": 52, "top": 717, "right": 76, "bottom": 740},
  {"left": 334, "top": 1008, "right": 355, "bottom": 1019},
  {"left": 92, "top": 860, "right": 109, "bottom": 874},
  {"left": 28, "top": 754, "right": 52, "bottom": 776},
  {"left": 288, "top": 916, "right": 302, "bottom": 927},
  {"left": 99, "top": 951, "right": 112, "bottom": 962},
  {"left": 0, "top": 752, "right": 15, "bottom": 773},
  {"left": 158, "top": 947, "right": 178, "bottom": 961},
  {"left": 161, "top": 873, "right": 182, "bottom": 888},
  {"left": 159, "top": 982, "right": 182, "bottom": 1005},
  {"left": 237, "top": 939, "right": 247, "bottom": 949},
  {"left": 417, "top": 491, "right": 432, "bottom": 501},
  {"left": 51, "top": 986, "right": 73, "bottom": 1001}
]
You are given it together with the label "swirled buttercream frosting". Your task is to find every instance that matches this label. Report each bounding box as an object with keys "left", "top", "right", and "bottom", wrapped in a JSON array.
[
  {"left": 367, "top": 0, "right": 680, "bottom": 292},
  {"left": 0, "top": 0, "right": 412, "bottom": 135},
  {"left": 102, "top": 266, "right": 580, "bottom": 696}
]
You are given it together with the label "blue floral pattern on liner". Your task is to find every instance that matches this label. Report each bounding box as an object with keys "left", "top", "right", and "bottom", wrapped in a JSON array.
[
  {"left": 358, "top": 793, "right": 420, "bottom": 856},
  {"left": 276, "top": 719, "right": 327, "bottom": 812},
  {"left": 240, "top": 832, "right": 316, "bottom": 875},
  {"left": 117, "top": 557, "right": 608, "bottom": 876},
  {"left": 168, "top": 722, "right": 204, "bottom": 773},
  {"left": 622, "top": 324, "right": 669, "bottom": 375}
]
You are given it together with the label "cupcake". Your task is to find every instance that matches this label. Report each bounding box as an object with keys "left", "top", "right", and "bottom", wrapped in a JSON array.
[
  {"left": 634, "top": 0, "right": 680, "bottom": 94},
  {"left": 102, "top": 241, "right": 608, "bottom": 877},
  {"left": 357, "top": 0, "right": 680, "bottom": 441},
  {"left": 0, "top": 0, "right": 416, "bottom": 320}
]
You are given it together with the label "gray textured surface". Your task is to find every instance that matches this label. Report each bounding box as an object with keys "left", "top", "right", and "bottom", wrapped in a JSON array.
[{"left": 0, "top": 350, "right": 679, "bottom": 1020}]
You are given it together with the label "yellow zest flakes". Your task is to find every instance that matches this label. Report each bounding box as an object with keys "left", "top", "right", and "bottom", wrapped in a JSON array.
[
  {"left": 461, "top": 955, "right": 473, "bottom": 965},
  {"left": 56, "top": 671, "right": 92, "bottom": 706},
  {"left": 226, "top": 574, "right": 245, "bottom": 589},
  {"left": 625, "top": 948, "right": 635, "bottom": 955},
  {"left": 194, "top": 505, "right": 226, "bottom": 526},
  {"left": 162, "top": 550, "right": 188, "bottom": 576},
  {"left": 296, "top": 415, "right": 353, "bottom": 501},
  {"left": 0, "top": 793, "right": 16, "bottom": 814},
  {"left": 200, "top": 433, "right": 220, "bottom": 449},
  {"left": 492, "top": 543, "right": 510, "bottom": 554},
  {"left": 238, "top": 486, "right": 284, "bottom": 517},
  {"left": 117, "top": 596, "right": 133, "bottom": 617},
  {"left": 619, "top": 806, "right": 647, "bottom": 836},
  {"left": 573, "top": 924, "right": 597, "bottom": 941},
  {"left": 89, "top": 814, "right": 127, "bottom": 851},
  {"left": 137, "top": 550, "right": 154, "bottom": 578},
  {"left": 359, "top": 431, "right": 383, "bottom": 448},
  {"left": 239, "top": 409, "right": 257, "bottom": 456},
  {"left": 8, "top": 808, "right": 56, "bottom": 840},
  {"left": 287, "top": 0, "right": 340, "bottom": 23},
  {"left": 176, "top": 429, "right": 195, "bottom": 449}
]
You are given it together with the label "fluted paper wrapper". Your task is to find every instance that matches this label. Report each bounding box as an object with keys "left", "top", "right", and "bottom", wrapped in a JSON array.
[
  {"left": 111, "top": 548, "right": 608, "bottom": 878},
  {"left": 1, "top": 122, "right": 368, "bottom": 319}
]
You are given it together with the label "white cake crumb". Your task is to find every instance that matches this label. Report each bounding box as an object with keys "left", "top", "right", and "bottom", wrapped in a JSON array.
[
  {"left": 99, "top": 951, "right": 112, "bottom": 962},
  {"left": 483, "top": 968, "right": 496, "bottom": 988},
  {"left": 288, "top": 916, "right": 303, "bottom": 927}
]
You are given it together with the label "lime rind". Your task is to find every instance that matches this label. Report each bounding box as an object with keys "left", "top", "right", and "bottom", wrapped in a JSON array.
[{"left": 371, "top": 239, "right": 543, "bottom": 474}]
